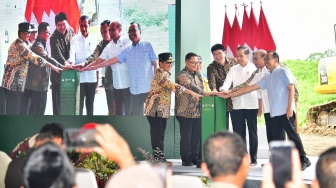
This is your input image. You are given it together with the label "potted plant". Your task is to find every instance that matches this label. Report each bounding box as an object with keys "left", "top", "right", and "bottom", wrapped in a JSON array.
[{"left": 75, "top": 152, "right": 119, "bottom": 188}]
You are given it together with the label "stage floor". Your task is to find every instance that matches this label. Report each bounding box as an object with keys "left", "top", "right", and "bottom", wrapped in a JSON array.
[
  {"left": 168, "top": 126, "right": 317, "bottom": 187},
  {"left": 168, "top": 157, "right": 316, "bottom": 187}
]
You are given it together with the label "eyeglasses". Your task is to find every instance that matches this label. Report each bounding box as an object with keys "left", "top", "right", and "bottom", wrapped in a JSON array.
[
  {"left": 128, "top": 29, "right": 138, "bottom": 34},
  {"left": 187, "top": 61, "right": 199, "bottom": 65},
  {"left": 164, "top": 61, "right": 173, "bottom": 65},
  {"left": 23, "top": 32, "right": 31, "bottom": 34}
]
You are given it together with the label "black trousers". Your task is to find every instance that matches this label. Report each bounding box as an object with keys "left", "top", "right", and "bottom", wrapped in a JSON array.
[
  {"left": 21, "top": 89, "right": 47, "bottom": 115},
  {"left": 264, "top": 113, "right": 277, "bottom": 144},
  {"left": 51, "top": 83, "right": 60, "bottom": 115},
  {"left": 129, "top": 93, "right": 148, "bottom": 116},
  {"left": 271, "top": 112, "right": 308, "bottom": 163},
  {"left": 226, "top": 111, "right": 232, "bottom": 130},
  {"left": 105, "top": 88, "right": 116, "bottom": 116},
  {"left": 231, "top": 109, "right": 258, "bottom": 163},
  {"left": 176, "top": 116, "right": 201, "bottom": 162},
  {"left": 114, "top": 88, "right": 131, "bottom": 116},
  {"left": 79, "top": 83, "right": 96, "bottom": 116},
  {"left": 3, "top": 88, "right": 23, "bottom": 115},
  {"left": 147, "top": 115, "right": 167, "bottom": 153}
]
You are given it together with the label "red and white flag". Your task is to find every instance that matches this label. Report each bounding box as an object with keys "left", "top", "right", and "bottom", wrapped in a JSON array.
[
  {"left": 227, "top": 13, "right": 241, "bottom": 58},
  {"left": 222, "top": 11, "right": 231, "bottom": 52},
  {"left": 245, "top": 6, "right": 258, "bottom": 62},
  {"left": 254, "top": 6, "right": 276, "bottom": 51},
  {"left": 245, "top": 6, "right": 258, "bottom": 51},
  {"left": 239, "top": 5, "right": 249, "bottom": 47},
  {"left": 25, "top": 0, "right": 80, "bottom": 33}
]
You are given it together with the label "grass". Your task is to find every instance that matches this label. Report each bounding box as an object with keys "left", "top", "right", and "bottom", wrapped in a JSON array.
[{"left": 285, "top": 60, "right": 336, "bottom": 127}]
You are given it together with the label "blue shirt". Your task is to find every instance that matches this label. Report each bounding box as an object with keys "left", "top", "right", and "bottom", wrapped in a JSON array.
[
  {"left": 257, "top": 65, "right": 295, "bottom": 117},
  {"left": 117, "top": 40, "right": 157, "bottom": 95}
]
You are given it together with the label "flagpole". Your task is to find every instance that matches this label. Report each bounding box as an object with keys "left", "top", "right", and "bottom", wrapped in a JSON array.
[{"left": 235, "top": 3, "right": 238, "bottom": 16}]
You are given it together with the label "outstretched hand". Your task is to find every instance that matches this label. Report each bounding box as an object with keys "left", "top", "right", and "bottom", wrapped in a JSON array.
[
  {"left": 72, "top": 62, "right": 86, "bottom": 71},
  {"left": 51, "top": 65, "right": 62, "bottom": 73},
  {"left": 82, "top": 65, "right": 98, "bottom": 72},
  {"left": 215, "top": 92, "right": 231, "bottom": 99}
]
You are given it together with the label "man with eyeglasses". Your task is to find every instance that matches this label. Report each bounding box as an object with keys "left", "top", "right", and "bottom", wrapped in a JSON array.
[
  {"left": 144, "top": 52, "right": 202, "bottom": 166},
  {"left": 82, "top": 22, "right": 158, "bottom": 116},
  {"left": 1, "top": 22, "right": 62, "bottom": 115},
  {"left": 50, "top": 12, "right": 76, "bottom": 115},
  {"left": 28, "top": 23, "right": 37, "bottom": 45},
  {"left": 21, "top": 22, "right": 64, "bottom": 115},
  {"left": 175, "top": 52, "right": 212, "bottom": 167},
  {"left": 219, "top": 51, "right": 311, "bottom": 171}
]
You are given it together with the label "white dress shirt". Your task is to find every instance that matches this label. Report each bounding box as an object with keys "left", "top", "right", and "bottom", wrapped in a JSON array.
[
  {"left": 68, "top": 33, "right": 98, "bottom": 83},
  {"left": 219, "top": 62, "right": 258, "bottom": 109},
  {"left": 255, "top": 66, "right": 271, "bottom": 113},
  {"left": 100, "top": 34, "right": 131, "bottom": 89}
]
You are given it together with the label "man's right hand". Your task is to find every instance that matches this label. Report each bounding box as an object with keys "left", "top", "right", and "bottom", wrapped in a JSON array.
[
  {"left": 82, "top": 65, "right": 98, "bottom": 71},
  {"left": 72, "top": 62, "right": 86, "bottom": 70},
  {"left": 192, "top": 92, "right": 203, "bottom": 100},
  {"left": 63, "top": 62, "right": 73, "bottom": 70},
  {"left": 50, "top": 64, "right": 62, "bottom": 73}
]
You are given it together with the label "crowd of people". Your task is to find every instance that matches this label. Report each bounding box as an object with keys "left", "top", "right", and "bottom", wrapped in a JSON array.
[
  {"left": 0, "top": 9, "right": 326, "bottom": 188},
  {"left": 0, "top": 122, "right": 335, "bottom": 188}
]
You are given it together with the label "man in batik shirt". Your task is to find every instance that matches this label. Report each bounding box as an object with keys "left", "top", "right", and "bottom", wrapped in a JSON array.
[
  {"left": 145, "top": 52, "right": 201, "bottom": 166},
  {"left": 207, "top": 44, "right": 237, "bottom": 129}
]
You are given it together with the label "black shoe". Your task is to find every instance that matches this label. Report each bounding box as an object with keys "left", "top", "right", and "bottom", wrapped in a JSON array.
[
  {"left": 182, "top": 161, "right": 193, "bottom": 166},
  {"left": 191, "top": 157, "right": 202, "bottom": 168},
  {"left": 302, "top": 158, "right": 312, "bottom": 171}
]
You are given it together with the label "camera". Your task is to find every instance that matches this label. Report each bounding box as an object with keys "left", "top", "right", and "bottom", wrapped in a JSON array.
[{"left": 64, "top": 128, "right": 99, "bottom": 150}]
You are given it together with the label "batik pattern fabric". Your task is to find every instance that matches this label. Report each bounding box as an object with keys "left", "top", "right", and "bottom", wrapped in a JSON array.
[
  {"left": 50, "top": 27, "right": 75, "bottom": 84},
  {"left": 207, "top": 57, "right": 237, "bottom": 111},
  {"left": 26, "top": 38, "right": 63, "bottom": 92},
  {"left": 175, "top": 67, "right": 205, "bottom": 118},
  {"left": 2, "top": 38, "right": 47, "bottom": 92},
  {"left": 145, "top": 68, "right": 186, "bottom": 118},
  {"left": 233, "top": 69, "right": 260, "bottom": 92}
]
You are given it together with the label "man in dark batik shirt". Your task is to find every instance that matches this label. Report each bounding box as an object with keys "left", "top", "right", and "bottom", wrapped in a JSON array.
[
  {"left": 50, "top": 12, "right": 75, "bottom": 115},
  {"left": 22, "top": 22, "right": 64, "bottom": 115},
  {"left": 207, "top": 44, "right": 237, "bottom": 129}
]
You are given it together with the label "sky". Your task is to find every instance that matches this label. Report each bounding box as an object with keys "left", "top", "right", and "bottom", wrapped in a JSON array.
[{"left": 210, "top": 0, "right": 336, "bottom": 60}]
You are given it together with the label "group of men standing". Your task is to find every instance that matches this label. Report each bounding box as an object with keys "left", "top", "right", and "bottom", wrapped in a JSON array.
[
  {"left": 1, "top": 10, "right": 310, "bottom": 170},
  {"left": 1, "top": 11, "right": 159, "bottom": 116},
  {"left": 212, "top": 44, "right": 310, "bottom": 170}
]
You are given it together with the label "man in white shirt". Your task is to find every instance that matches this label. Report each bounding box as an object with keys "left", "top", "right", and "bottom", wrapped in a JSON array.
[
  {"left": 68, "top": 15, "right": 98, "bottom": 115},
  {"left": 76, "top": 21, "right": 132, "bottom": 115},
  {"left": 252, "top": 50, "right": 273, "bottom": 144},
  {"left": 219, "top": 46, "right": 259, "bottom": 165}
]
